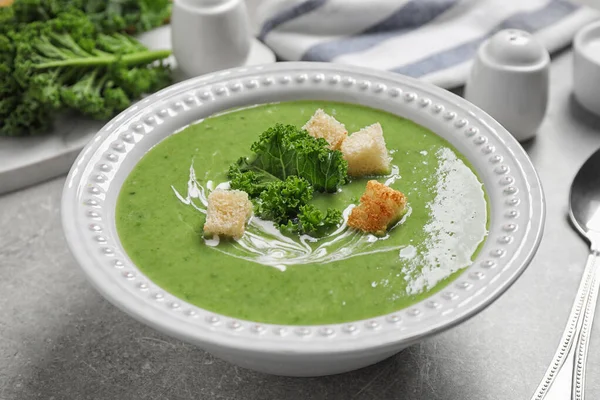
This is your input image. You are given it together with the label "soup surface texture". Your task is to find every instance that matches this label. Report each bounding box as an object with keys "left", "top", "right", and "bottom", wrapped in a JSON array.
[{"left": 116, "top": 101, "right": 488, "bottom": 325}]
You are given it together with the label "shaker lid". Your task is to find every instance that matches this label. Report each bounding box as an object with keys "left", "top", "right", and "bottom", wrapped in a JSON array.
[{"left": 481, "top": 30, "right": 549, "bottom": 68}]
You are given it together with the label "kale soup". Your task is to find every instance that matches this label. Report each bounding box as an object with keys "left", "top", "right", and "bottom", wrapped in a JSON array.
[{"left": 116, "top": 101, "right": 488, "bottom": 325}]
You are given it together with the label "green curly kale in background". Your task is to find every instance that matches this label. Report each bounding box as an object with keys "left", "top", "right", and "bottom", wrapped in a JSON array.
[
  {"left": 9, "top": 0, "right": 171, "bottom": 34},
  {"left": 0, "top": 1, "right": 172, "bottom": 136}
]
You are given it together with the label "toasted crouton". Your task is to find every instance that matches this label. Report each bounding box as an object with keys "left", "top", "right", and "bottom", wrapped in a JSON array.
[
  {"left": 347, "top": 180, "right": 407, "bottom": 236},
  {"left": 302, "top": 109, "right": 348, "bottom": 150},
  {"left": 203, "top": 189, "right": 253, "bottom": 239},
  {"left": 341, "top": 123, "right": 390, "bottom": 177}
]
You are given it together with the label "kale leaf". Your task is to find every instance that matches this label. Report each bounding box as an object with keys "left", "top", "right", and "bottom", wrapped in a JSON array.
[
  {"left": 227, "top": 124, "right": 347, "bottom": 236},
  {"left": 246, "top": 124, "right": 347, "bottom": 193},
  {"left": 253, "top": 176, "right": 341, "bottom": 236},
  {"left": 296, "top": 205, "right": 342, "bottom": 236},
  {"left": 255, "top": 176, "right": 313, "bottom": 226},
  {"left": 10, "top": 0, "right": 171, "bottom": 34},
  {"left": 228, "top": 158, "right": 280, "bottom": 198},
  {"left": 1, "top": 10, "right": 171, "bottom": 136}
]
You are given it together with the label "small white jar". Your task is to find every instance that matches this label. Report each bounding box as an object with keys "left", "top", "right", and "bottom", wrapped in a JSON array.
[
  {"left": 171, "top": 0, "right": 252, "bottom": 77},
  {"left": 573, "top": 20, "right": 600, "bottom": 116},
  {"left": 465, "top": 29, "right": 550, "bottom": 142}
]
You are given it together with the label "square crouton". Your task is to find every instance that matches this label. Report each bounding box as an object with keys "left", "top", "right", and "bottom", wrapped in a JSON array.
[
  {"left": 341, "top": 123, "right": 390, "bottom": 177},
  {"left": 203, "top": 189, "right": 253, "bottom": 239},
  {"left": 347, "top": 180, "right": 407, "bottom": 236},
  {"left": 302, "top": 109, "right": 348, "bottom": 150}
]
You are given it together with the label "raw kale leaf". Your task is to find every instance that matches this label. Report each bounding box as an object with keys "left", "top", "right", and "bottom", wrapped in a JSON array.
[
  {"left": 295, "top": 205, "right": 342, "bottom": 236},
  {"left": 253, "top": 176, "right": 341, "bottom": 236},
  {"left": 246, "top": 123, "right": 347, "bottom": 193},
  {"left": 255, "top": 176, "right": 313, "bottom": 226},
  {"left": 1, "top": 10, "right": 171, "bottom": 136},
  {"left": 227, "top": 124, "right": 348, "bottom": 236},
  {"left": 10, "top": 0, "right": 171, "bottom": 34},
  {"left": 228, "top": 158, "right": 280, "bottom": 198}
]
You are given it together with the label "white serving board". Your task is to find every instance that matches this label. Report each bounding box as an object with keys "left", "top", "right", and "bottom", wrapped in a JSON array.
[{"left": 0, "top": 25, "right": 275, "bottom": 195}]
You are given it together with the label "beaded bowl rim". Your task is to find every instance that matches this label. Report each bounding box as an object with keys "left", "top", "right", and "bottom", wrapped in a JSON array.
[{"left": 62, "top": 62, "right": 545, "bottom": 354}]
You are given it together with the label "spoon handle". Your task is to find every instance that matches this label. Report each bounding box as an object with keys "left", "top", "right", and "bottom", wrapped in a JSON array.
[
  {"left": 572, "top": 251, "right": 600, "bottom": 400},
  {"left": 531, "top": 251, "right": 599, "bottom": 400}
]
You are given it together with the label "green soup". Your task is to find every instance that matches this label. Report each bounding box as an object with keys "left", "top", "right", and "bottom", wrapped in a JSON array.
[{"left": 116, "top": 101, "right": 488, "bottom": 325}]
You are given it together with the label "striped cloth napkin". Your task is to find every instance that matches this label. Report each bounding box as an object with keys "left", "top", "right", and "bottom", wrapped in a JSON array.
[{"left": 255, "top": 0, "right": 599, "bottom": 88}]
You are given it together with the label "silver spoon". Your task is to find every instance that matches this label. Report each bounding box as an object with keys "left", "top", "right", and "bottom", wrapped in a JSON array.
[{"left": 532, "top": 148, "right": 600, "bottom": 400}]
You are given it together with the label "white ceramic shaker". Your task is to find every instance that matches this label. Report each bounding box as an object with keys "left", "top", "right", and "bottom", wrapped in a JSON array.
[
  {"left": 171, "top": 0, "right": 252, "bottom": 77},
  {"left": 573, "top": 20, "right": 600, "bottom": 116},
  {"left": 464, "top": 29, "right": 550, "bottom": 142}
]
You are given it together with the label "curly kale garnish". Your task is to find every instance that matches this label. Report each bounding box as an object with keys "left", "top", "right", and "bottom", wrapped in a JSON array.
[
  {"left": 295, "top": 205, "right": 342, "bottom": 235},
  {"left": 228, "top": 124, "right": 348, "bottom": 236},
  {"left": 254, "top": 176, "right": 343, "bottom": 236},
  {"left": 255, "top": 176, "right": 313, "bottom": 225},
  {"left": 240, "top": 123, "right": 347, "bottom": 193},
  {"left": 228, "top": 158, "right": 280, "bottom": 198}
]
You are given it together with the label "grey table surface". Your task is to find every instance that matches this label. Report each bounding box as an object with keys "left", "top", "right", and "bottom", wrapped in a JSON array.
[{"left": 2, "top": 49, "right": 600, "bottom": 400}]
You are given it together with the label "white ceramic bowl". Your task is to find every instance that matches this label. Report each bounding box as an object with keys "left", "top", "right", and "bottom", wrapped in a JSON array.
[{"left": 62, "top": 62, "right": 545, "bottom": 377}]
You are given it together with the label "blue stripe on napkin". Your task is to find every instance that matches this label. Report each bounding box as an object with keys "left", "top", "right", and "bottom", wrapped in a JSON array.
[
  {"left": 391, "top": 0, "right": 577, "bottom": 77},
  {"left": 301, "top": 0, "right": 459, "bottom": 62},
  {"left": 258, "top": 0, "right": 329, "bottom": 42}
]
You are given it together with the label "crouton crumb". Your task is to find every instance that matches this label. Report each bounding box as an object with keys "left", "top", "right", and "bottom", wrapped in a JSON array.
[
  {"left": 302, "top": 109, "right": 348, "bottom": 150},
  {"left": 347, "top": 180, "right": 407, "bottom": 236},
  {"left": 341, "top": 123, "right": 390, "bottom": 177},
  {"left": 204, "top": 189, "right": 253, "bottom": 239}
]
